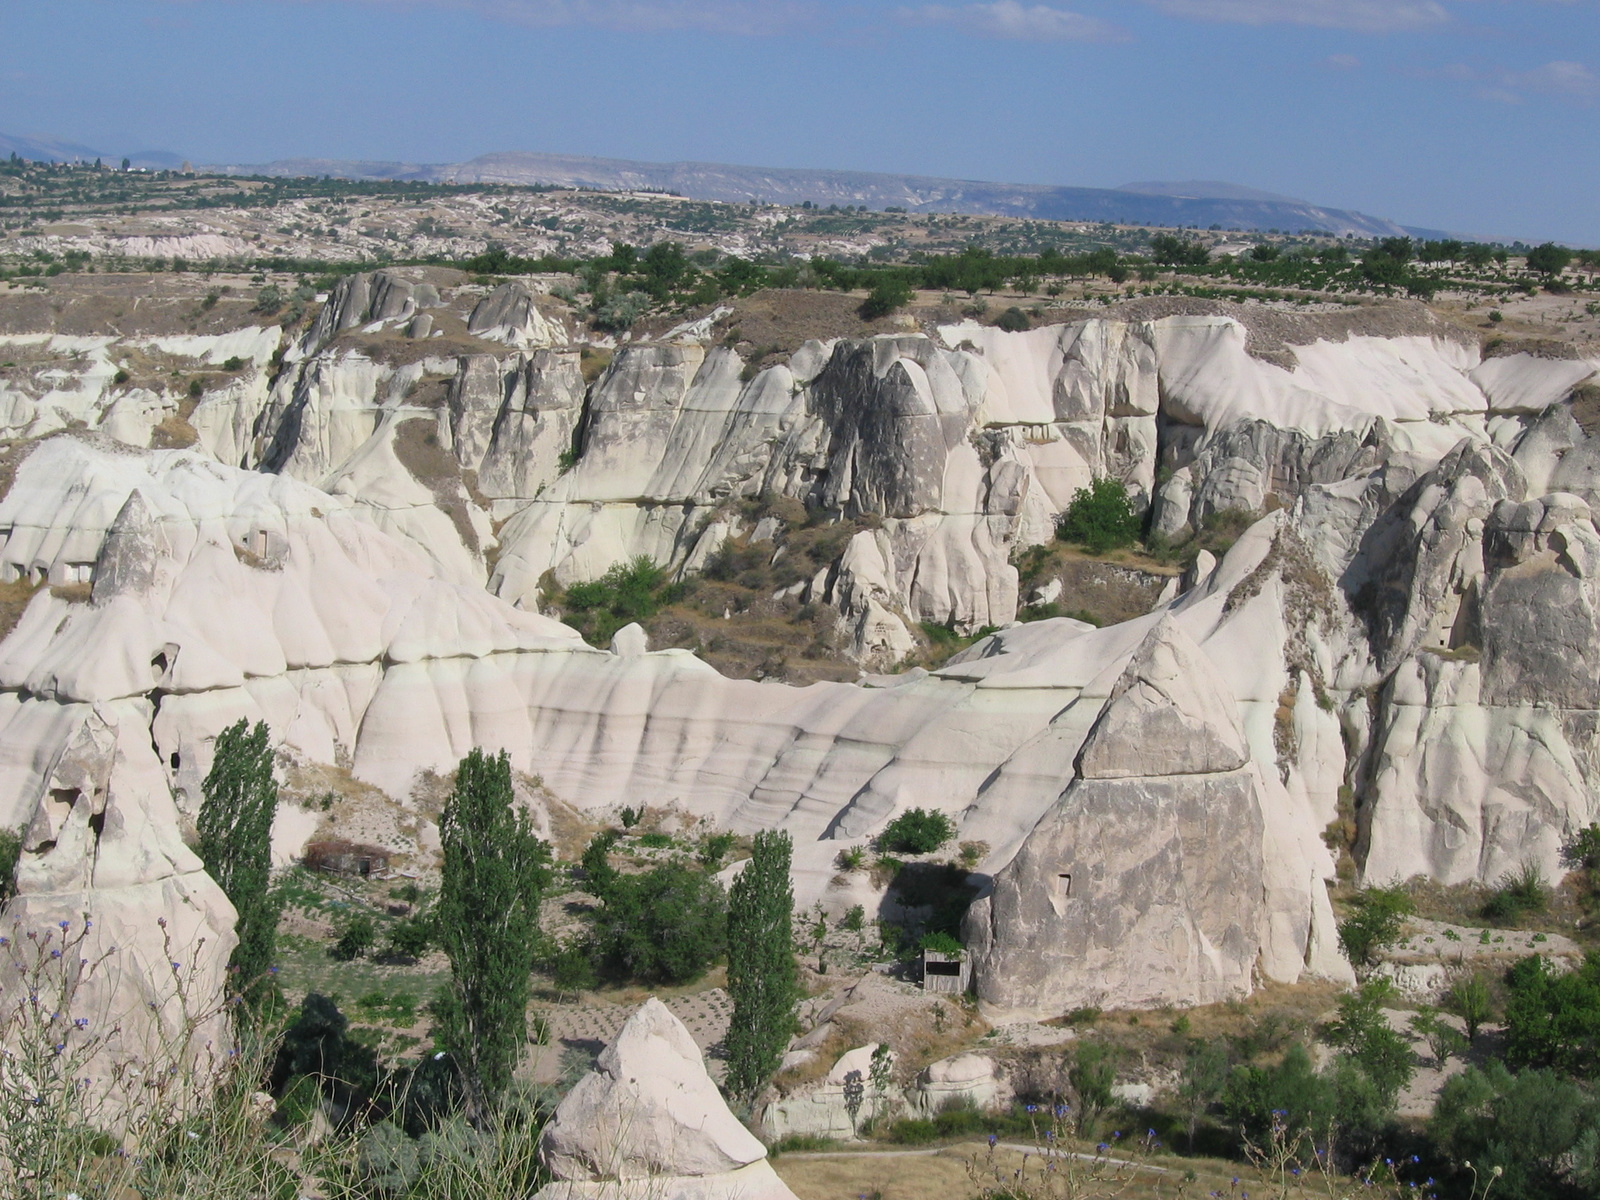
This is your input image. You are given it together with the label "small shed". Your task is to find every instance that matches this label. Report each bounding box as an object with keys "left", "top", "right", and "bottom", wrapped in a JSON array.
[
  {"left": 303, "top": 839, "right": 390, "bottom": 878},
  {"left": 921, "top": 949, "right": 970, "bottom": 995}
]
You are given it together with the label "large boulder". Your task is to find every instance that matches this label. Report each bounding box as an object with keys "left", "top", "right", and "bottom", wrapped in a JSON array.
[
  {"left": 966, "top": 618, "right": 1267, "bottom": 1016},
  {"left": 536, "top": 998, "right": 798, "bottom": 1200}
]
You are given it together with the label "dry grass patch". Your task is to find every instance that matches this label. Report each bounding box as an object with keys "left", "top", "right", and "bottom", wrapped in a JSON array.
[{"left": 773, "top": 1139, "right": 1246, "bottom": 1200}]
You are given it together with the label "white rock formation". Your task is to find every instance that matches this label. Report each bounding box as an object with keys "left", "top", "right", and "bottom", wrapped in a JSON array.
[
  {"left": 964, "top": 618, "right": 1271, "bottom": 1014},
  {"left": 913, "top": 1052, "right": 1012, "bottom": 1116},
  {"left": 535, "top": 998, "right": 799, "bottom": 1200},
  {"left": 1, "top": 699, "right": 237, "bottom": 1099},
  {"left": 763, "top": 1043, "right": 904, "bottom": 1139},
  {"left": 4, "top": 297, "right": 1600, "bottom": 1027}
]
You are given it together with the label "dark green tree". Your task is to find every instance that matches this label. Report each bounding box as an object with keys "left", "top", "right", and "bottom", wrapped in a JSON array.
[
  {"left": 586, "top": 858, "right": 727, "bottom": 984},
  {"left": 1336, "top": 882, "right": 1413, "bottom": 966},
  {"left": 437, "top": 748, "right": 552, "bottom": 1122},
  {"left": 724, "top": 830, "right": 800, "bottom": 1105},
  {"left": 859, "top": 277, "right": 914, "bottom": 320},
  {"left": 995, "top": 306, "right": 1031, "bottom": 332},
  {"left": 1057, "top": 477, "right": 1140, "bottom": 555},
  {"left": 1504, "top": 953, "right": 1600, "bottom": 1076},
  {"left": 1431, "top": 1061, "right": 1600, "bottom": 1200},
  {"left": 196, "top": 718, "right": 280, "bottom": 1016},
  {"left": 1526, "top": 242, "right": 1572, "bottom": 276}
]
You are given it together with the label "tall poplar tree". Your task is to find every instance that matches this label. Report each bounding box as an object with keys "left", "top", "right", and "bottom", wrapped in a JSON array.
[
  {"left": 437, "top": 748, "right": 551, "bottom": 1123},
  {"left": 724, "top": 830, "right": 799, "bottom": 1105},
  {"left": 196, "top": 718, "right": 280, "bottom": 1017}
]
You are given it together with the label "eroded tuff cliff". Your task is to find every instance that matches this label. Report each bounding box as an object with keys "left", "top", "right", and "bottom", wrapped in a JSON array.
[{"left": 1, "top": 272, "right": 1598, "bottom": 1020}]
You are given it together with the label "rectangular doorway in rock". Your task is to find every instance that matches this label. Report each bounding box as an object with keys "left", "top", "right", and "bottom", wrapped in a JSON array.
[{"left": 1049, "top": 872, "right": 1072, "bottom": 917}]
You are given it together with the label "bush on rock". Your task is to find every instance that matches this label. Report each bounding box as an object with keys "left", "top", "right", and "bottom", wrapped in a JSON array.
[{"left": 1057, "top": 477, "right": 1140, "bottom": 555}]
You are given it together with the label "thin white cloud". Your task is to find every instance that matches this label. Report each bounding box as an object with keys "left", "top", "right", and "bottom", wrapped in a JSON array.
[
  {"left": 1433, "top": 58, "right": 1599, "bottom": 102},
  {"left": 247, "top": 0, "right": 819, "bottom": 36},
  {"left": 1141, "top": 0, "right": 1450, "bottom": 33},
  {"left": 898, "top": 1, "right": 1127, "bottom": 40},
  {"left": 1325, "top": 52, "right": 1361, "bottom": 68}
]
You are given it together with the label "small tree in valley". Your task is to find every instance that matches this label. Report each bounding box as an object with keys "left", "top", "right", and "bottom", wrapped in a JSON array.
[
  {"left": 724, "top": 829, "right": 800, "bottom": 1106},
  {"left": 437, "top": 748, "right": 552, "bottom": 1123},
  {"left": 196, "top": 718, "right": 280, "bottom": 1017},
  {"left": 1057, "top": 477, "right": 1140, "bottom": 555}
]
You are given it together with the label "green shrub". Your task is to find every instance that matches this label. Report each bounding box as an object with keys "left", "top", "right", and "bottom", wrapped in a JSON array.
[
  {"left": 252, "top": 284, "right": 282, "bottom": 315},
  {"left": 920, "top": 930, "right": 963, "bottom": 955},
  {"left": 1484, "top": 862, "right": 1549, "bottom": 924},
  {"left": 859, "top": 277, "right": 914, "bottom": 320},
  {"left": 1444, "top": 971, "right": 1495, "bottom": 1043},
  {"left": 1337, "top": 883, "right": 1414, "bottom": 966},
  {"left": 635, "top": 831, "right": 673, "bottom": 850},
  {"left": 836, "top": 844, "right": 867, "bottom": 871},
  {"left": 771, "top": 1134, "right": 838, "bottom": 1155},
  {"left": 886, "top": 1117, "right": 941, "bottom": 1144},
  {"left": 545, "top": 936, "right": 599, "bottom": 993},
  {"left": 1504, "top": 953, "right": 1600, "bottom": 1075},
  {"left": 332, "top": 913, "right": 377, "bottom": 961},
  {"left": 1409, "top": 1006, "right": 1467, "bottom": 1067},
  {"left": 1564, "top": 824, "right": 1600, "bottom": 872},
  {"left": 697, "top": 831, "right": 737, "bottom": 869},
  {"left": 843, "top": 904, "right": 865, "bottom": 932},
  {"left": 995, "top": 306, "right": 1031, "bottom": 332},
  {"left": 589, "top": 858, "right": 727, "bottom": 985},
  {"left": 1324, "top": 980, "right": 1415, "bottom": 1111},
  {"left": 384, "top": 913, "right": 435, "bottom": 960},
  {"left": 1431, "top": 1061, "right": 1600, "bottom": 1200},
  {"left": 1223, "top": 1043, "right": 1335, "bottom": 1150},
  {"left": 271, "top": 992, "right": 378, "bottom": 1108},
  {"left": 1057, "top": 477, "right": 1140, "bottom": 554},
  {"left": 592, "top": 290, "right": 651, "bottom": 332},
  {"left": 560, "top": 557, "right": 684, "bottom": 647},
  {"left": 0, "top": 825, "right": 20, "bottom": 908},
  {"left": 878, "top": 808, "right": 957, "bottom": 855}
]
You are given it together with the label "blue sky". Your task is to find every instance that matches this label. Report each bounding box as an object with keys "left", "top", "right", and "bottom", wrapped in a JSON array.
[{"left": 2, "top": 0, "right": 1596, "bottom": 242}]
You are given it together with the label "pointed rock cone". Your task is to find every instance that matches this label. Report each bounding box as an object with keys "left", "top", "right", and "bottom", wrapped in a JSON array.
[{"left": 535, "top": 997, "right": 800, "bottom": 1200}]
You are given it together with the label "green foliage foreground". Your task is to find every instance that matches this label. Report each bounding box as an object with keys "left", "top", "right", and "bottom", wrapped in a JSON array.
[
  {"left": 1057, "top": 477, "right": 1141, "bottom": 555},
  {"left": 197, "top": 717, "right": 281, "bottom": 1014},
  {"left": 725, "top": 829, "right": 800, "bottom": 1105},
  {"left": 437, "top": 748, "right": 552, "bottom": 1122}
]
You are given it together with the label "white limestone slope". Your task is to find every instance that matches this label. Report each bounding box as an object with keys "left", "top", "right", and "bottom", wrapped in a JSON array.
[
  {"left": 0, "top": 434, "right": 1359, "bottom": 1014},
  {"left": 1, "top": 307, "right": 1597, "bottom": 1022}
]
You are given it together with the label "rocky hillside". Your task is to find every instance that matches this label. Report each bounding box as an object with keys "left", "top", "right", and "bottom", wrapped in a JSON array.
[{"left": 0, "top": 245, "right": 1597, "bottom": 1030}]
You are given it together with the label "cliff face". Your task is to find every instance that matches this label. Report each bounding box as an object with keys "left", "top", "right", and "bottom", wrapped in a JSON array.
[{"left": 1, "top": 272, "right": 1598, "bottom": 1020}]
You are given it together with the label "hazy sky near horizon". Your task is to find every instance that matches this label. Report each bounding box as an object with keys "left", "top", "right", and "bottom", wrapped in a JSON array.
[{"left": 2, "top": 0, "right": 1596, "bottom": 242}]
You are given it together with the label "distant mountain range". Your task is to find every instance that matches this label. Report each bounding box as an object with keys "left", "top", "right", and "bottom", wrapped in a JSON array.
[
  {"left": 1, "top": 131, "right": 1456, "bottom": 240},
  {"left": 216, "top": 151, "right": 1439, "bottom": 239},
  {"left": 0, "top": 131, "right": 185, "bottom": 171}
]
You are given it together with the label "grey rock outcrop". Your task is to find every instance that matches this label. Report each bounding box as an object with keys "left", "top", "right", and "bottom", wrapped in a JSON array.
[
  {"left": 1075, "top": 615, "right": 1249, "bottom": 779},
  {"left": 966, "top": 617, "right": 1266, "bottom": 1015},
  {"left": 300, "top": 270, "right": 419, "bottom": 355},
  {"left": 467, "top": 282, "right": 562, "bottom": 348}
]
